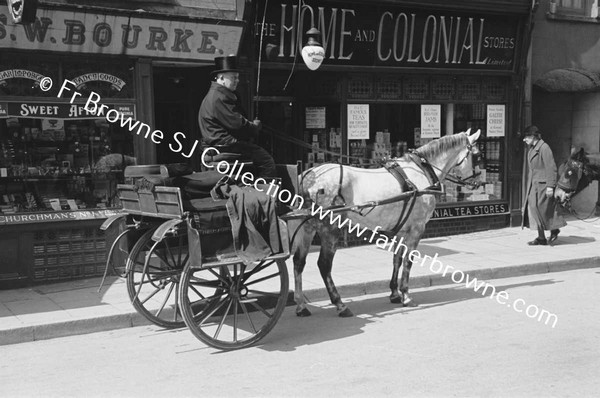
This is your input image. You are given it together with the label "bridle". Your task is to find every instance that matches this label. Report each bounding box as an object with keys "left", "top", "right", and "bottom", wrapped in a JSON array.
[
  {"left": 557, "top": 159, "right": 584, "bottom": 193},
  {"left": 556, "top": 158, "right": 600, "bottom": 221},
  {"left": 417, "top": 143, "right": 482, "bottom": 189}
]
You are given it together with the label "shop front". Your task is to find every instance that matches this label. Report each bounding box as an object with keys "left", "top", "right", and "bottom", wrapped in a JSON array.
[
  {"left": 0, "top": 1, "right": 245, "bottom": 285},
  {"left": 253, "top": 0, "right": 533, "bottom": 239}
]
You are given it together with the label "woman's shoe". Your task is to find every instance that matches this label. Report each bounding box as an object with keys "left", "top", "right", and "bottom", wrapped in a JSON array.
[
  {"left": 528, "top": 237, "right": 547, "bottom": 246},
  {"left": 548, "top": 229, "right": 560, "bottom": 245}
]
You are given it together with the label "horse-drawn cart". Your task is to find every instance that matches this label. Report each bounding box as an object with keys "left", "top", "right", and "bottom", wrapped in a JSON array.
[{"left": 100, "top": 164, "right": 291, "bottom": 350}]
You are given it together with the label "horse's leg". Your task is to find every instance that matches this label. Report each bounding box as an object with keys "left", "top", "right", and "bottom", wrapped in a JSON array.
[
  {"left": 398, "top": 227, "right": 424, "bottom": 307},
  {"left": 317, "top": 224, "right": 353, "bottom": 317},
  {"left": 291, "top": 220, "right": 317, "bottom": 317},
  {"left": 390, "top": 227, "right": 422, "bottom": 306},
  {"left": 389, "top": 246, "right": 404, "bottom": 304}
]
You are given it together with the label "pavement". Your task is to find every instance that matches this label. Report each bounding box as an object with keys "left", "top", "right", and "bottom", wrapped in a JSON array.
[{"left": 1, "top": 215, "right": 599, "bottom": 346}]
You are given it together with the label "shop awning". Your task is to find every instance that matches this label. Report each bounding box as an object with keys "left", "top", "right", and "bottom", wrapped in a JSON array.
[{"left": 533, "top": 68, "right": 600, "bottom": 92}]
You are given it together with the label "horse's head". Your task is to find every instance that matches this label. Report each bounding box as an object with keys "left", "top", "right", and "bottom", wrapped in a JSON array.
[
  {"left": 555, "top": 148, "right": 588, "bottom": 204},
  {"left": 451, "top": 128, "right": 482, "bottom": 182},
  {"left": 414, "top": 128, "right": 482, "bottom": 187}
]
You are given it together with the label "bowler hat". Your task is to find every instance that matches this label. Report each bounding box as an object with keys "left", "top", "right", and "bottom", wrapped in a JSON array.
[{"left": 211, "top": 55, "right": 243, "bottom": 76}]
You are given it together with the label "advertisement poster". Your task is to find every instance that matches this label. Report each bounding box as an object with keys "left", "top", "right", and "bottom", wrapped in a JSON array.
[
  {"left": 421, "top": 105, "right": 441, "bottom": 138},
  {"left": 347, "top": 104, "right": 369, "bottom": 139},
  {"left": 305, "top": 107, "right": 326, "bottom": 129},
  {"left": 487, "top": 104, "right": 506, "bottom": 137}
]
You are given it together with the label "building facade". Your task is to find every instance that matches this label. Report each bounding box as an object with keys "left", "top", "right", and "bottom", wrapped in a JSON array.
[
  {"left": 251, "top": 0, "right": 535, "bottom": 238},
  {"left": 0, "top": 0, "right": 246, "bottom": 285},
  {"left": 531, "top": 0, "right": 600, "bottom": 216},
  {"left": 0, "top": 0, "right": 537, "bottom": 287}
]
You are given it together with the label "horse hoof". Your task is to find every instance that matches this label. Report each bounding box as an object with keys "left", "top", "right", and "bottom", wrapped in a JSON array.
[
  {"left": 390, "top": 295, "right": 403, "bottom": 304},
  {"left": 402, "top": 298, "right": 418, "bottom": 307},
  {"left": 338, "top": 307, "right": 354, "bottom": 317},
  {"left": 296, "top": 308, "right": 312, "bottom": 317}
]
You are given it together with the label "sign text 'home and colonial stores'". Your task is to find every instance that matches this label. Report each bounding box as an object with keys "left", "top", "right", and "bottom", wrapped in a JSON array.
[{"left": 256, "top": 1, "right": 520, "bottom": 70}]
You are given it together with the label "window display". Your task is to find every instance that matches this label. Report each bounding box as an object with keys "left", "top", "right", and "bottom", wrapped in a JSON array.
[
  {"left": 346, "top": 102, "right": 505, "bottom": 203},
  {"left": 0, "top": 115, "right": 134, "bottom": 214}
]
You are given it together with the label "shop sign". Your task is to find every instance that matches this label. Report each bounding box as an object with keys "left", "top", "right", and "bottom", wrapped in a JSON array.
[
  {"left": 421, "top": 105, "right": 441, "bottom": 138},
  {"left": 0, "top": 69, "right": 45, "bottom": 85},
  {"left": 487, "top": 104, "right": 505, "bottom": 137},
  {"left": 347, "top": 104, "right": 369, "bottom": 139},
  {"left": 256, "top": 1, "right": 521, "bottom": 71},
  {"left": 305, "top": 106, "right": 326, "bottom": 129},
  {"left": 0, "top": 101, "right": 136, "bottom": 119},
  {"left": 0, "top": 209, "right": 121, "bottom": 225},
  {"left": 0, "top": 5, "right": 243, "bottom": 61},
  {"left": 72, "top": 73, "right": 126, "bottom": 91},
  {"left": 431, "top": 202, "right": 509, "bottom": 220}
]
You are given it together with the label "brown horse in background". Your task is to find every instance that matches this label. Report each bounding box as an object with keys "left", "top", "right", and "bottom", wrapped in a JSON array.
[
  {"left": 555, "top": 148, "right": 600, "bottom": 204},
  {"left": 288, "top": 129, "right": 481, "bottom": 317}
]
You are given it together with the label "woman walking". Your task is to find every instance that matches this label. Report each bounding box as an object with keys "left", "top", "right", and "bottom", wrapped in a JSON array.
[{"left": 521, "top": 125, "right": 566, "bottom": 245}]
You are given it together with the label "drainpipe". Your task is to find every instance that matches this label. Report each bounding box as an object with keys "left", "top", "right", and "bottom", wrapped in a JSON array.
[{"left": 511, "top": 0, "right": 539, "bottom": 226}]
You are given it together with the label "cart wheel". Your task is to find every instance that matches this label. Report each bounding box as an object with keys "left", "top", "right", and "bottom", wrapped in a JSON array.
[
  {"left": 179, "top": 258, "right": 289, "bottom": 350},
  {"left": 126, "top": 228, "right": 188, "bottom": 328}
]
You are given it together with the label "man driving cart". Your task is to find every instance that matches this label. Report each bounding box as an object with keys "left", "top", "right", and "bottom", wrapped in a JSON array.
[{"left": 198, "top": 55, "right": 277, "bottom": 179}]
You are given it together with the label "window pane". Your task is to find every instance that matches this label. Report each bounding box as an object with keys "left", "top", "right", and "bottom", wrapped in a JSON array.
[{"left": 560, "top": 0, "right": 584, "bottom": 9}]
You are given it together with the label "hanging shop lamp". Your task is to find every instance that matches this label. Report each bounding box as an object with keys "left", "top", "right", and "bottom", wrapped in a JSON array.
[
  {"left": 301, "top": 27, "right": 325, "bottom": 71},
  {"left": 8, "top": 0, "right": 38, "bottom": 24}
]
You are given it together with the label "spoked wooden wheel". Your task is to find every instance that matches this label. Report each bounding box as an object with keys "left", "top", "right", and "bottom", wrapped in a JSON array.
[
  {"left": 179, "top": 258, "right": 289, "bottom": 350},
  {"left": 126, "top": 228, "right": 188, "bottom": 328}
]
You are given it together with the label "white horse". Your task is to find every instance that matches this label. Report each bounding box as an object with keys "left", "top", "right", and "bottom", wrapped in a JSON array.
[{"left": 289, "top": 129, "right": 481, "bottom": 317}]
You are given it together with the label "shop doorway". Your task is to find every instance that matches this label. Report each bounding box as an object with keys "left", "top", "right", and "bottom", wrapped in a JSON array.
[{"left": 153, "top": 66, "right": 212, "bottom": 169}]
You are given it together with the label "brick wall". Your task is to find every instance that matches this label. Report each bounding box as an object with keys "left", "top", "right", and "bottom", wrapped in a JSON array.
[{"left": 422, "top": 215, "right": 510, "bottom": 239}]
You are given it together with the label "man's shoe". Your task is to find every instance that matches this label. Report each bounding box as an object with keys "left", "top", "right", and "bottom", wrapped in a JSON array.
[
  {"left": 528, "top": 237, "right": 547, "bottom": 246},
  {"left": 548, "top": 229, "right": 560, "bottom": 245}
]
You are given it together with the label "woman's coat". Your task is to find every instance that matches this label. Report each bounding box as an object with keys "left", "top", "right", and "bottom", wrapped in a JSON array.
[{"left": 521, "top": 139, "right": 566, "bottom": 230}]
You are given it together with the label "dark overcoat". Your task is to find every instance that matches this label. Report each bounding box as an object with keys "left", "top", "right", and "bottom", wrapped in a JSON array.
[
  {"left": 198, "top": 82, "right": 258, "bottom": 146},
  {"left": 521, "top": 139, "right": 566, "bottom": 230}
]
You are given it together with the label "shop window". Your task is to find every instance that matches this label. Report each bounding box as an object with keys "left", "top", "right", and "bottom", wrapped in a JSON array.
[
  {"left": 343, "top": 102, "right": 505, "bottom": 204},
  {"left": 0, "top": 53, "right": 136, "bottom": 217},
  {"left": 303, "top": 103, "right": 342, "bottom": 166},
  {"left": 557, "top": 0, "right": 586, "bottom": 14},
  {"left": 348, "top": 74, "right": 374, "bottom": 99},
  {"left": 404, "top": 77, "right": 430, "bottom": 100},
  {"left": 457, "top": 77, "right": 482, "bottom": 101},
  {"left": 0, "top": 115, "right": 135, "bottom": 214},
  {"left": 431, "top": 77, "right": 456, "bottom": 101},
  {"left": 550, "top": 0, "right": 598, "bottom": 18},
  {"left": 0, "top": 57, "right": 58, "bottom": 98},
  {"left": 64, "top": 59, "right": 135, "bottom": 99},
  {"left": 376, "top": 76, "right": 402, "bottom": 100}
]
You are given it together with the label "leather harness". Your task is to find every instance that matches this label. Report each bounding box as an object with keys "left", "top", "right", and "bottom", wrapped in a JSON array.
[{"left": 330, "top": 156, "right": 444, "bottom": 237}]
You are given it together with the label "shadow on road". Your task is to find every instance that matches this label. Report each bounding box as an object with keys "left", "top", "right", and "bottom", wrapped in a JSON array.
[{"left": 259, "top": 277, "right": 561, "bottom": 352}]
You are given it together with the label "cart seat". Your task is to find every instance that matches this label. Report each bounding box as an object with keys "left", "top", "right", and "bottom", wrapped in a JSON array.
[{"left": 201, "top": 145, "right": 253, "bottom": 171}]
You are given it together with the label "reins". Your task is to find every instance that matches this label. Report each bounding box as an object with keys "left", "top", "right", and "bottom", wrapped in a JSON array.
[{"left": 557, "top": 157, "right": 600, "bottom": 222}]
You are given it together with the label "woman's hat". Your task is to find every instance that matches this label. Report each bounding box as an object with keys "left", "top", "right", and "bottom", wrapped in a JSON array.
[
  {"left": 523, "top": 125, "right": 541, "bottom": 137},
  {"left": 211, "top": 55, "right": 243, "bottom": 76}
]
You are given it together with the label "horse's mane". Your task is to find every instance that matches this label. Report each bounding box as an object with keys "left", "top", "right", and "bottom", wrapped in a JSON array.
[
  {"left": 572, "top": 149, "right": 600, "bottom": 167},
  {"left": 414, "top": 132, "right": 468, "bottom": 160}
]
